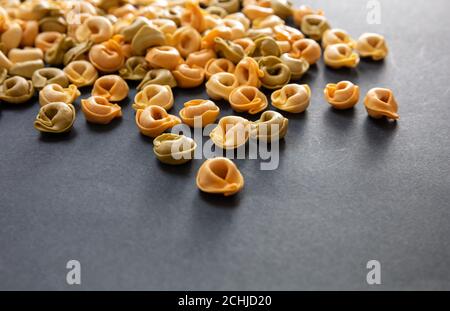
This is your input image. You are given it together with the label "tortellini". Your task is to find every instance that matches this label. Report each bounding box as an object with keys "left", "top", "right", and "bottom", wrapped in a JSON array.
[
  {"left": 355, "top": 33, "right": 389, "bottom": 61},
  {"left": 0, "top": 76, "right": 34, "bottom": 104},
  {"left": 91, "top": 75, "right": 129, "bottom": 102},
  {"left": 170, "top": 26, "right": 201, "bottom": 58},
  {"left": 179, "top": 99, "right": 220, "bottom": 127},
  {"left": 9, "top": 59, "right": 45, "bottom": 79},
  {"left": 206, "top": 72, "right": 239, "bottom": 101},
  {"left": 34, "top": 102, "right": 76, "bottom": 133},
  {"left": 131, "top": 24, "right": 166, "bottom": 56},
  {"left": 196, "top": 157, "right": 244, "bottom": 196},
  {"left": 258, "top": 56, "right": 291, "bottom": 89},
  {"left": 210, "top": 116, "right": 251, "bottom": 150},
  {"left": 324, "top": 81, "right": 360, "bottom": 110},
  {"left": 153, "top": 133, "right": 197, "bottom": 165},
  {"left": 145, "top": 46, "right": 183, "bottom": 70},
  {"left": 290, "top": 38, "right": 321, "bottom": 65},
  {"left": 172, "top": 64, "right": 205, "bottom": 88},
  {"left": 8, "top": 48, "right": 43, "bottom": 63},
  {"left": 322, "top": 29, "right": 356, "bottom": 49},
  {"left": 133, "top": 84, "right": 174, "bottom": 111},
  {"left": 63, "top": 60, "right": 98, "bottom": 87},
  {"left": 135, "top": 105, "right": 181, "bottom": 138},
  {"left": 81, "top": 96, "right": 122, "bottom": 124},
  {"left": 250, "top": 110, "right": 289, "bottom": 142},
  {"left": 186, "top": 49, "right": 217, "bottom": 68},
  {"left": 75, "top": 16, "right": 113, "bottom": 43},
  {"left": 300, "top": 14, "right": 330, "bottom": 41},
  {"left": 234, "top": 57, "right": 264, "bottom": 88},
  {"left": 205, "top": 58, "right": 236, "bottom": 79},
  {"left": 88, "top": 36, "right": 125, "bottom": 73},
  {"left": 248, "top": 36, "right": 281, "bottom": 58},
  {"left": 271, "top": 84, "right": 311, "bottom": 113},
  {"left": 364, "top": 88, "right": 399, "bottom": 120},
  {"left": 119, "top": 56, "right": 149, "bottom": 80},
  {"left": 214, "top": 37, "right": 245, "bottom": 64},
  {"left": 32, "top": 68, "right": 69, "bottom": 90},
  {"left": 39, "top": 84, "right": 80, "bottom": 107},
  {"left": 324, "top": 43, "right": 360, "bottom": 69},
  {"left": 280, "top": 53, "right": 310, "bottom": 80},
  {"left": 229, "top": 86, "right": 268, "bottom": 114}
]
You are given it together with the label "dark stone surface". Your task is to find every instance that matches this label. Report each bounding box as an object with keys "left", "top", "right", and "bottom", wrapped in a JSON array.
[{"left": 1, "top": 0, "right": 449, "bottom": 290}]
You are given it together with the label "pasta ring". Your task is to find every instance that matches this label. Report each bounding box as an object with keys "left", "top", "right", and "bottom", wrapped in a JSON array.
[
  {"left": 250, "top": 110, "right": 289, "bottom": 142},
  {"left": 324, "top": 81, "right": 360, "bottom": 109},
  {"left": 229, "top": 86, "right": 268, "bottom": 114},
  {"left": 172, "top": 64, "right": 205, "bottom": 88},
  {"left": 179, "top": 99, "right": 220, "bottom": 127},
  {"left": 34, "top": 102, "right": 76, "bottom": 134},
  {"left": 210, "top": 116, "right": 251, "bottom": 150},
  {"left": 204, "top": 58, "right": 235, "bottom": 79},
  {"left": 81, "top": 96, "right": 122, "bottom": 124},
  {"left": 145, "top": 46, "right": 183, "bottom": 70},
  {"left": 153, "top": 133, "right": 197, "bottom": 165},
  {"left": 0, "top": 76, "right": 34, "bottom": 104},
  {"left": 364, "top": 88, "right": 399, "bottom": 120},
  {"left": 133, "top": 84, "right": 174, "bottom": 111},
  {"left": 92, "top": 75, "right": 129, "bottom": 102},
  {"left": 205, "top": 72, "right": 239, "bottom": 101},
  {"left": 135, "top": 105, "right": 181, "bottom": 138},
  {"left": 32, "top": 67, "right": 69, "bottom": 90},
  {"left": 234, "top": 57, "right": 264, "bottom": 87},
  {"left": 355, "top": 33, "right": 388, "bottom": 61},
  {"left": 39, "top": 84, "right": 80, "bottom": 107},
  {"left": 63, "top": 60, "right": 98, "bottom": 87},
  {"left": 271, "top": 84, "right": 311, "bottom": 113},
  {"left": 324, "top": 43, "right": 360, "bottom": 69}
]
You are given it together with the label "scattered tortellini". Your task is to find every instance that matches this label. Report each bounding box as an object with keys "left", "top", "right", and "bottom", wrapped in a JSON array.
[
  {"left": 153, "top": 133, "right": 197, "bottom": 165},
  {"left": 133, "top": 84, "right": 174, "bottom": 111},
  {"left": 250, "top": 111, "right": 289, "bottom": 142},
  {"left": 32, "top": 68, "right": 69, "bottom": 90},
  {"left": 355, "top": 33, "right": 389, "bottom": 61},
  {"left": 324, "top": 43, "right": 360, "bottom": 69},
  {"left": 172, "top": 63, "right": 205, "bottom": 88},
  {"left": 205, "top": 58, "right": 236, "bottom": 79},
  {"left": 205, "top": 72, "right": 239, "bottom": 101},
  {"left": 324, "top": 81, "right": 360, "bottom": 110},
  {"left": 322, "top": 29, "right": 356, "bottom": 49},
  {"left": 135, "top": 105, "right": 181, "bottom": 138},
  {"left": 63, "top": 60, "right": 98, "bottom": 87},
  {"left": 258, "top": 56, "right": 291, "bottom": 89},
  {"left": 196, "top": 157, "right": 244, "bottom": 196},
  {"left": 229, "top": 86, "right": 268, "bottom": 114},
  {"left": 290, "top": 38, "right": 322, "bottom": 65},
  {"left": 81, "top": 96, "right": 122, "bottom": 124},
  {"left": 0, "top": 76, "right": 34, "bottom": 104},
  {"left": 271, "top": 84, "right": 311, "bottom": 113},
  {"left": 34, "top": 102, "right": 76, "bottom": 134},
  {"left": 364, "top": 88, "right": 399, "bottom": 120},
  {"left": 92, "top": 75, "right": 129, "bottom": 102},
  {"left": 179, "top": 99, "right": 220, "bottom": 127},
  {"left": 39, "top": 84, "right": 80, "bottom": 107},
  {"left": 210, "top": 116, "right": 251, "bottom": 150},
  {"left": 300, "top": 14, "right": 330, "bottom": 41},
  {"left": 234, "top": 57, "right": 264, "bottom": 87}
]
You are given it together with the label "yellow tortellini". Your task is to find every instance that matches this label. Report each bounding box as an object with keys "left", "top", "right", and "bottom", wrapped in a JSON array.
[
  {"left": 250, "top": 110, "right": 289, "bottom": 142},
  {"left": 271, "top": 84, "right": 311, "bottom": 113},
  {"left": 153, "top": 133, "right": 197, "bottom": 165},
  {"left": 0, "top": 76, "right": 34, "bottom": 104},
  {"left": 34, "top": 102, "right": 76, "bottom": 134}
]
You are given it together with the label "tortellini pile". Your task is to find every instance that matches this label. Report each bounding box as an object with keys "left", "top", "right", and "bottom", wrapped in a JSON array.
[{"left": 0, "top": 0, "right": 397, "bottom": 197}]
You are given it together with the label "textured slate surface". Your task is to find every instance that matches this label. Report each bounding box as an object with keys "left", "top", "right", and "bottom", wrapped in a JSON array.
[{"left": 1, "top": 0, "right": 449, "bottom": 290}]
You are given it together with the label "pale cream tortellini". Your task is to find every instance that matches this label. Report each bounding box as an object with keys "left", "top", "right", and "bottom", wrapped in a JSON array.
[
  {"left": 324, "top": 43, "right": 360, "bottom": 69},
  {"left": 210, "top": 116, "right": 251, "bottom": 150},
  {"left": 234, "top": 57, "right": 264, "bottom": 88},
  {"left": 280, "top": 53, "right": 310, "bottom": 80},
  {"left": 229, "top": 86, "right": 268, "bottom": 114},
  {"left": 322, "top": 29, "right": 356, "bottom": 49},
  {"left": 196, "top": 157, "right": 244, "bottom": 196},
  {"left": 39, "top": 84, "right": 80, "bottom": 107},
  {"left": 0, "top": 76, "right": 34, "bottom": 104},
  {"left": 64, "top": 60, "right": 98, "bottom": 87},
  {"left": 250, "top": 110, "right": 289, "bottom": 142},
  {"left": 206, "top": 72, "right": 239, "bottom": 101},
  {"left": 153, "top": 133, "right": 197, "bottom": 165},
  {"left": 290, "top": 38, "right": 322, "bottom": 65},
  {"left": 355, "top": 33, "right": 389, "bottom": 61},
  {"left": 133, "top": 84, "right": 174, "bottom": 111},
  {"left": 34, "top": 102, "right": 76, "bottom": 134},
  {"left": 32, "top": 68, "right": 69, "bottom": 90},
  {"left": 271, "top": 84, "right": 311, "bottom": 113}
]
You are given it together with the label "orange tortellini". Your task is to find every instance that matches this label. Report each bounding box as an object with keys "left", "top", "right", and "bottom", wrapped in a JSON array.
[
  {"left": 179, "top": 99, "right": 220, "bottom": 127},
  {"left": 205, "top": 58, "right": 236, "bottom": 79},
  {"left": 234, "top": 57, "right": 264, "bottom": 87},
  {"left": 89, "top": 37, "right": 125, "bottom": 73},
  {"left": 34, "top": 102, "right": 76, "bottom": 134},
  {"left": 135, "top": 105, "right": 181, "bottom": 138},
  {"left": 92, "top": 75, "right": 129, "bottom": 102},
  {"left": 145, "top": 46, "right": 183, "bottom": 70},
  {"left": 170, "top": 26, "right": 202, "bottom": 58},
  {"left": 206, "top": 72, "right": 239, "bottom": 101},
  {"left": 186, "top": 49, "right": 217, "bottom": 68},
  {"left": 75, "top": 16, "right": 113, "bottom": 43},
  {"left": 364, "top": 88, "right": 399, "bottom": 120},
  {"left": 210, "top": 116, "right": 251, "bottom": 150},
  {"left": 63, "top": 60, "right": 98, "bottom": 87},
  {"left": 324, "top": 43, "right": 360, "bottom": 69},
  {"left": 290, "top": 38, "right": 321, "bottom": 65},
  {"left": 271, "top": 84, "right": 311, "bottom": 113},
  {"left": 355, "top": 33, "right": 389, "bottom": 61},
  {"left": 172, "top": 64, "right": 205, "bottom": 88},
  {"left": 229, "top": 86, "right": 268, "bottom": 114},
  {"left": 196, "top": 157, "right": 244, "bottom": 196},
  {"left": 39, "top": 84, "right": 80, "bottom": 107},
  {"left": 81, "top": 96, "right": 122, "bottom": 124},
  {"left": 133, "top": 84, "right": 174, "bottom": 111},
  {"left": 324, "top": 81, "right": 360, "bottom": 110}
]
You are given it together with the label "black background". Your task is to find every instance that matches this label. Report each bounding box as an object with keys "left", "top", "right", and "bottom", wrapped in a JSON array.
[{"left": 1, "top": 0, "right": 449, "bottom": 290}]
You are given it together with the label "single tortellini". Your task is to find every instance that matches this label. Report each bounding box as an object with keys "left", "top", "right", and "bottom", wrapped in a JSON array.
[
  {"left": 324, "top": 43, "right": 360, "bottom": 69},
  {"left": 133, "top": 84, "right": 174, "bottom": 111},
  {"left": 63, "top": 60, "right": 98, "bottom": 87},
  {"left": 248, "top": 36, "right": 281, "bottom": 58},
  {"left": 153, "top": 133, "right": 197, "bottom": 165},
  {"left": 324, "top": 81, "right": 360, "bottom": 110},
  {"left": 32, "top": 68, "right": 69, "bottom": 90},
  {"left": 170, "top": 26, "right": 201, "bottom": 58},
  {"left": 81, "top": 96, "right": 122, "bottom": 124},
  {"left": 135, "top": 105, "right": 181, "bottom": 138},
  {"left": 119, "top": 56, "right": 149, "bottom": 80},
  {"left": 131, "top": 24, "right": 166, "bottom": 56},
  {"left": 204, "top": 58, "right": 236, "bottom": 79},
  {"left": 35, "top": 31, "right": 63, "bottom": 52},
  {"left": 229, "top": 86, "right": 268, "bottom": 114},
  {"left": 8, "top": 48, "right": 43, "bottom": 63},
  {"left": 206, "top": 72, "right": 239, "bottom": 101},
  {"left": 186, "top": 49, "right": 217, "bottom": 68},
  {"left": 145, "top": 46, "right": 183, "bottom": 70},
  {"left": 34, "top": 102, "right": 76, "bottom": 133},
  {"left": 301, "top": 14, "right": 330, "bottom": 41},
  {"left": 9, "top": 59, "right": 45, "bottom": 79},
  {"left": 39, "top": 16, "right": 67, "bottom": 33},
  {"left": 196, "top": 157, "right": 244, "bottom": 196},
  {"left": 355, "top": 33, "right": 389, "bottom": 61},
  {"left": 75, "top": 16, "right": 113, "bottom": 43},
  {"left": 253, "top": 15, "right": 284, "bottom": 29},
  {"left": 271, "top": 84, "right": 311, "bottom": 113},
  {"left": 201, "top": 26, "right": 233, "bottom": 50},
  {"left": 214, "top": 37, "right": 245, "bottom": 64},
  {"left": 179, "top": 99, "right": 220, "bottom": 127},
  {"left": 21, "top": 20, "right": 39, "bottom": 48},
  {"left": 39, "top": 84, "right": 80, "bottom": 107},
  {"left": 210, "top": 116, "right": 251, "bottom": 150},
  {"left": 290, "top": 38, "right": 321, "bottom": 65},
  {"left": 234, "top": 57, "right": 264, "bottom": 87},
  {"left": 280, "top": 53, "right": 310, "bottom": 80},
  {"left": 0, "top": 76, "right": 34, "bottom": 104},
  {"left": 258, "top": 56, "right": 291, "bottom": 89},
  {"left": 137, "top": 69, "right": 177, "bottom": 90},
  {"left": 172, "top": 64, "right": 205, "bottom": 88},
  {"left": 233, "top": 38, "right": 256, "bottom": 54},
  {"left": 44, "top": 35, "right": 75, "bottom": 66},
  {"left": 89, "top": 37, "right": 125, "bottom": 73},
  {"left": 92, "top": 75, "right": 129, "bottom": 102},
  {"left": 322, "top": 29, "right": 356, "bottom": 49},
  {"left": 273, "top": 24, "right": 304, "bottom": 43},
  {"left": 250, "top": 110, "right": 289, "bottom": 142},
  {"left": 364, "top": 88, "right": 399, "bottom": 120}
]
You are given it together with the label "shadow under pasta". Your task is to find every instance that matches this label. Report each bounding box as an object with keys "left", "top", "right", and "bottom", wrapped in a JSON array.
[
  {"left": 85, "top": 117, "right": 123, "bottom": 132},
  {"left": 38, "top": 128, "right": 77, "bottom": 142},
  {"left": 198, "top": 191, "right": 241, "bottom": 208}
]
